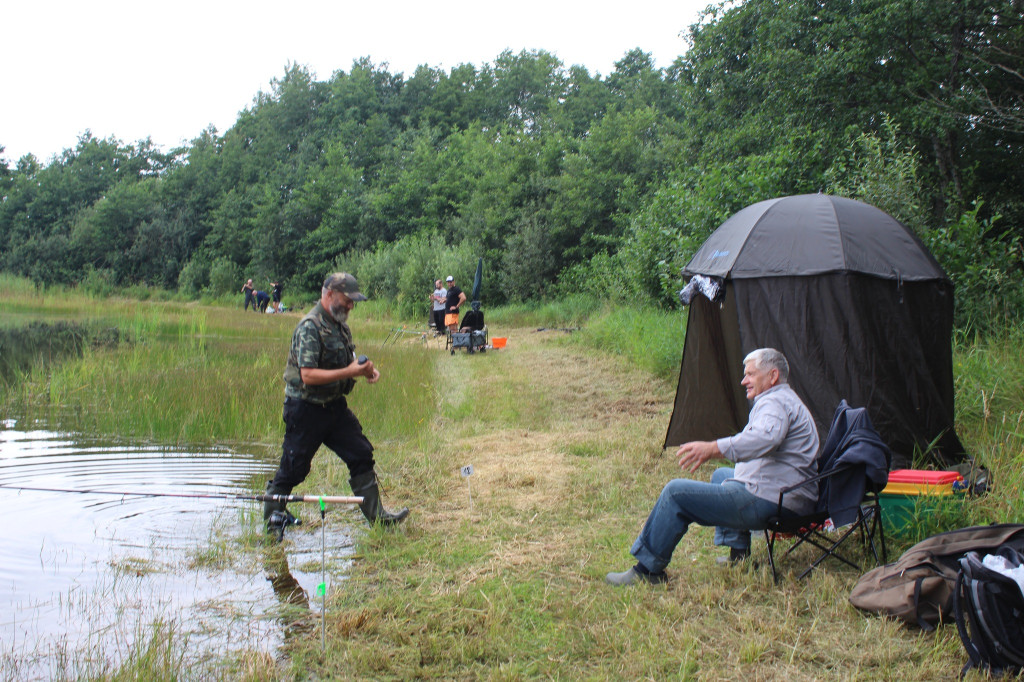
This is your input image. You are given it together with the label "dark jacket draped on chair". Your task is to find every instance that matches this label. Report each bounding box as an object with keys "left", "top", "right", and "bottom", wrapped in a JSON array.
[{"left": 816, "top": 400, "right": 891, "bottom": 526}]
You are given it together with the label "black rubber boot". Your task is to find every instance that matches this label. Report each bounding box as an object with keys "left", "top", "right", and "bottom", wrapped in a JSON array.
[
  {"left": 349, "top": 470, "right": 409, "bottom": 527},
  {"left": 263, "top": 481, "right": 300, "bottom": 541}
]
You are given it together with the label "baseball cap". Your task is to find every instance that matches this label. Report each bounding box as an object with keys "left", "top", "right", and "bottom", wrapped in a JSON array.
[
  {"left": 323, "top": 272, "right": 367, "bottom": 301},
  {"left": 446, "top": 275, "right": 454, "bottom": 282}
]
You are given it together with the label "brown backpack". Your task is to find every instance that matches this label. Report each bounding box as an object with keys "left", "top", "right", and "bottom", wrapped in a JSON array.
[{"left": 849, "top": 524, "right": 1024, "bottom": 630}]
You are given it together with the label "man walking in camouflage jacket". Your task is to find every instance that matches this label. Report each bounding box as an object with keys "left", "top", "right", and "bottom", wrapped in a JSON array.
[{"left": 264, "top": 272, "right": 410, "bottom": 536}]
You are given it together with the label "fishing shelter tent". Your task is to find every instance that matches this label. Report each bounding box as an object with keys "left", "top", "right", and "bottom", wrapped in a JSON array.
[
  {"left": 665, "top": 194, "right": 966, "bottom": 469},
  {"left": 461, "top": 258, "right": 485, "bottom": 332}
]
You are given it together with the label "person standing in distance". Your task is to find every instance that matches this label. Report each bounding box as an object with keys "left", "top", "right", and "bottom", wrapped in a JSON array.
[
  {"left": 271, "top": 280, "right": 284, "bottom": 313},
  {"left": 264, "top": 272, "right": 410, "bottom": 536},
  {"left": 241, "top": 279, "right": 256, "bottom": 312},
  {"left": 444, "top": 275, "right": 465, "bottom": 332},
  {"left": 431, "top": 279, "right": 447, "bottom": 335}
]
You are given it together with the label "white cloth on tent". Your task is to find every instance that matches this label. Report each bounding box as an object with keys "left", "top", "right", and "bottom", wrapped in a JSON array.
[
  {"left": 678, "top": 275, "right": 723, "bottom": 305},
  {"left": 982, "top": 553, "right": 1024, "bottom": 597}
]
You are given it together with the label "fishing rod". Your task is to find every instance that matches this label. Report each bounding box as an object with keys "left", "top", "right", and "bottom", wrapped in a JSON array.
[
  {"left": 0, "top": 483, "right": 363, "bottom": 506},
  {"left": 381, "top": 326, "right": 427, "bottom": 347}
]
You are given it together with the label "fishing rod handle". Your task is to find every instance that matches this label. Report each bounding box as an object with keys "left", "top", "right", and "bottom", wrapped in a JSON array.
[
  {"left": 293, "top": 494, "right": 364, "bottom": 505},
  {"left": 261, "top": 494, "right": 364, "bottom": 505}
]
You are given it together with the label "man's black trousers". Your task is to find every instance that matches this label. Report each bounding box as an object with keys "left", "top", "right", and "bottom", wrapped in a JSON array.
[{"left": 270, "top": 396, "right": 375, "bottom": 491}]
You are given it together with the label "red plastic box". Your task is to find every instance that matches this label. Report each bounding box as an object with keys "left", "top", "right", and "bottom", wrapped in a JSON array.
[{"left": 883, "top": 469, "right": 964, "bottom": 496}]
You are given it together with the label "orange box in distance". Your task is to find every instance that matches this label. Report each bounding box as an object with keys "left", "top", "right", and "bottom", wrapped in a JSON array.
[{"left": 491, "top": 337, "right": 507, "bottom": 349}]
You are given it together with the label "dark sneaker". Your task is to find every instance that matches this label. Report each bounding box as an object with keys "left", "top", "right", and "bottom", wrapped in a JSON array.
[
  {"left": 605, "top": 566, "right": 668, "bottom": 586},
  {"left": 715, "top": 547, "right": 752, "bottom": 566}
]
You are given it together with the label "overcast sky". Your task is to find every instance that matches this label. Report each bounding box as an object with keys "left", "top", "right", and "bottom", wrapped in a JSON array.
[{"left": 1, "top": 1, "right": 713, "bottom": 165}]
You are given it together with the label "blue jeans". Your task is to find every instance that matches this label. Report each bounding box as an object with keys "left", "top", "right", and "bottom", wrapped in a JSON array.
[{"left": 630, "top": 467, "right": 782, "bottom": 573}]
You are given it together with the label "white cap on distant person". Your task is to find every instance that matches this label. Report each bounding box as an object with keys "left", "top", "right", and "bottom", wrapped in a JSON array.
[{"left": 446, "top": 275, "right": 454, "bottom": 282}]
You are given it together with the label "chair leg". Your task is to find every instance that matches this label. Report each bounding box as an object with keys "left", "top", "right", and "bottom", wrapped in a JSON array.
[
  {"left": 765, "top": 510, "right": 885, "bottom": 582},
  {"left": 877, "top": 506, "right": 887, "bottom": 564},
  {"left": 796, "top": 525, "right": 863, "bottom": 579},
  {"left": 764, "top": 530, "right": 780, "bottom": 583},
  {"left": 870, "top": 500, "right": 886, "bottom": 564},
  {"left": 861, "top": 502, "right": 886, "bottom": 566},
  {"left": 861, "top": 507, "right": 874, "bottom": 559}
]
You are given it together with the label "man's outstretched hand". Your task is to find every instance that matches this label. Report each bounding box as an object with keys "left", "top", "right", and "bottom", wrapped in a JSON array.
[{"left": 676, "top": 440, "right": 721, "bottom": 473}]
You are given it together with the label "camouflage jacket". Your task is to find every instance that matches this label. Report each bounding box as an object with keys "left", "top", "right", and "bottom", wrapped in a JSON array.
[{"left": 283, "top": 302, "right": 356, "bottom": 404}]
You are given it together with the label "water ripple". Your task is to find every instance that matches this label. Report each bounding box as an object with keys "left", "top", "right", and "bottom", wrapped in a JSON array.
[{"left": 0, "top": 422, "right": 358, "bottom": 678}]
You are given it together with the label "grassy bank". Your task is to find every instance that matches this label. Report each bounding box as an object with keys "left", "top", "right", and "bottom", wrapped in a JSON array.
[{"left": 1, "top": 282, "right": 1022, "bottom": 679}]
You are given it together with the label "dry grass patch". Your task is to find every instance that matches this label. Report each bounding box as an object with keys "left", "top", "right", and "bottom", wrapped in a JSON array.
[{"left": 447, "top": 429, "right": 572, "bottom": 508}]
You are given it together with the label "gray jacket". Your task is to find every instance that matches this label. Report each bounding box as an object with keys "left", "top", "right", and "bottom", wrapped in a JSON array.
[{"left": 716, "top": 383, "right": 819, "bottom": 513}]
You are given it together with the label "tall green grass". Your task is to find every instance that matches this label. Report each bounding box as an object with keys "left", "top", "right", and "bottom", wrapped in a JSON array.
[
  {"left": 0, "top": 272, "right": 40, "bottom": 297},
  {"left": 487, "top": 293, "right": 604, "bottom": 328},
  {"left": 1, "top": 294, "right": 433, "bottom": 457},
  {"left": 950, "top": 326, "right": 1024, "bottom": 525},
  {"left": 573, "top": 304, "right": 688, "bottom": 380}
]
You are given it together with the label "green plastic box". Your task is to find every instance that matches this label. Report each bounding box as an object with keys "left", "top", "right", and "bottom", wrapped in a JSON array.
[{"left": 879, "top": 491, "right": 967, "bottom": 536}]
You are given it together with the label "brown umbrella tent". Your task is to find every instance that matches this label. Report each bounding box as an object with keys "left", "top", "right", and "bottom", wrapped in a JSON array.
[{"left": 665, "top": 194, "right": 966, "bottom": 469}]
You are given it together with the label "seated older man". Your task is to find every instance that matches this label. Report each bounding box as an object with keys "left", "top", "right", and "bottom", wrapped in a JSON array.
[{"left": 607, "top": 348, "right": 819, "bottom": 586}]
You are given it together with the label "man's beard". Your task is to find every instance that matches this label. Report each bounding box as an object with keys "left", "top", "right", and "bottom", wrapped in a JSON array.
[{"left": 329, "top": 303, "right": 349, "bottom": 323}]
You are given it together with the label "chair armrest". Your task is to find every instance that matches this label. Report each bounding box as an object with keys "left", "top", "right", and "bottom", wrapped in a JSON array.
[{"left": 774, "top": 463, "right": 856, "bottom": 517}]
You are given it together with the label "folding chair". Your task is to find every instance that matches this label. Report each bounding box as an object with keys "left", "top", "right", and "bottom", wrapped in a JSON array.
[
  {"left": 447, "top": 307, "right": 487, "bottom": 354},
  {"left": 763, "top": 400, "right": 891, "bottom": 582}
]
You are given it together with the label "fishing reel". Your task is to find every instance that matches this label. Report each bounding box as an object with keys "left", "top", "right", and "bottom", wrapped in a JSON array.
[{"left": 268, "top": 509, "right": 302, "bottom": 542}]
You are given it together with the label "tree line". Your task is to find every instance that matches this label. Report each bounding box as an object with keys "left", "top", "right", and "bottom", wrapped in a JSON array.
[{"left": 1, "top": 0, "right": 1021, "bottom": 332}]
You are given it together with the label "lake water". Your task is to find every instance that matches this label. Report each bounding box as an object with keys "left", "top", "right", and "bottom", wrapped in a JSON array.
[{"left": 0, "top": 419, "right": 357, "bottom": 678}]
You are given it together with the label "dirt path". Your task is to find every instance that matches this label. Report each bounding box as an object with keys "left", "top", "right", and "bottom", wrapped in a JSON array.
[{"left": 422, "top": 327, "right": 676, "bottom": 572}]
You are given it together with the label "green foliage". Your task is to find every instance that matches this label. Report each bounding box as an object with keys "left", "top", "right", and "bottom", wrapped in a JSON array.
[
  {"left": 71, "top": 178, "right": 166, "bottom": 284},
  {"left": 560, "top": 132, "right": 807, "bottom": 307},
  {"left": 574, "top": 305, "right": 687, "bottom": 380},
  {"left": 923, "top": 202, "right": 1024, "bottom": 334},
  {"left": 0, "top": 272, "right": 40, "bottom": 297},
  {"left": 80, "top": 265, "right": 117, "bottom": 298},
  {"left": 550, "top": 105, "right": 680, "bottom": 269},
  {"left": 488, "top": 294, "right": 602, "bottom": 329},
  {"left": 0, "top": 133, "right": 167, "bottom": 285},
  {"left": 207, "top": 257, "right": 242, "bottom": 297},
  {"left": 499, "top": 213, "right": 557, "bottom": 302},
  {"left": 354, "top": 233, "right": 482, "bottom": 320},
  {"left": 825, "top": 117, "right": 929, "bottom": 234},
  {"left": 177, "top": 257, "right": 209, "bottom": 294},
  {"left": 825, "top": 121, "right": 1024, "bottom": 333},
  {"left": 0, "top": 320, "right": 90, "bottom": 384}
]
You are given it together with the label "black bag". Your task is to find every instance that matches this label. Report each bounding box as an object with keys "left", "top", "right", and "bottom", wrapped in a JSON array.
[
  {"left": 954, "top": 547, "right": 1024, "bottom": 677},
  {"left": 850, "top": 524, "right": 1024, "bottom": 629}
]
